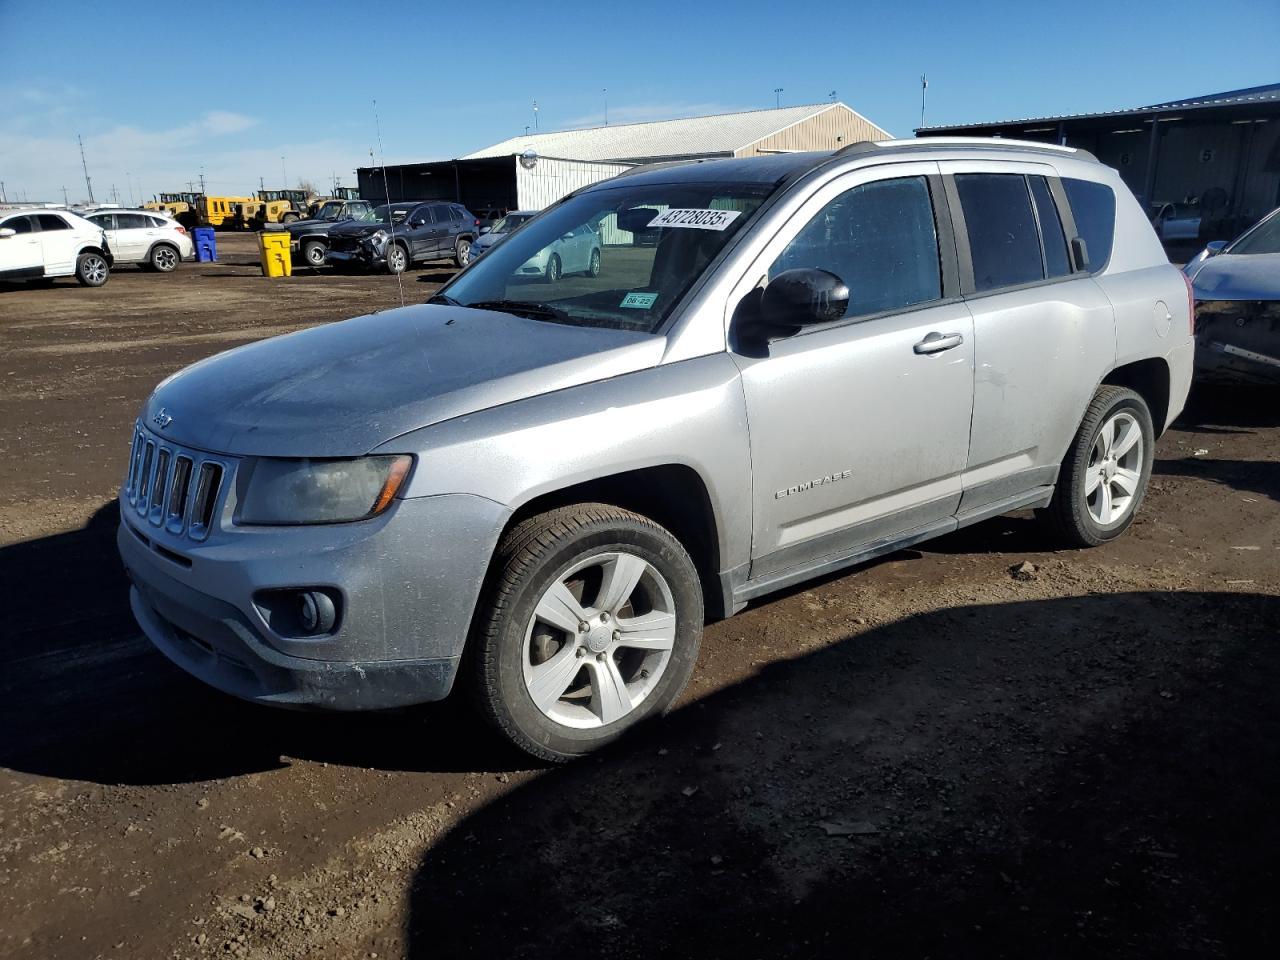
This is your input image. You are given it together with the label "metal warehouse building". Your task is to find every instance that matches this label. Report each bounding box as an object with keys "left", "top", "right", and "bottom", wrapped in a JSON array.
[
  {"left": 356, "top": 102, "right": 890, "bottom": 213},
  {"left": 917, "top": 83, "right": 1280, "bottom": 243}
]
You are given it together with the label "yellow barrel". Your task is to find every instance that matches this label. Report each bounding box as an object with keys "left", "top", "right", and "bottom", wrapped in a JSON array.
[{"left": 258, "top": 231, "right": 292, "bottom": 278}]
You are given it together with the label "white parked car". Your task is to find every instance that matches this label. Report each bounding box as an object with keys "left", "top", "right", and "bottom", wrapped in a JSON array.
[
  {"left": 84, "top": 209, "right": 193, "bottom": 272},
  {"left": 0, "top": 209, "right": 113, "bottom": 286}
]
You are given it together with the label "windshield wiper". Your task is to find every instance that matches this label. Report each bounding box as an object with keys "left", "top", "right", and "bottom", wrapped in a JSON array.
[{"left": 464, "top": 299, "right": 570, "bottom": 323}]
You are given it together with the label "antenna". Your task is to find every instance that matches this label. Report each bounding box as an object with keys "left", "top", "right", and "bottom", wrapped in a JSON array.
[
  {"left": 77, "top": 134, "right": 95, "bottom": 204},
  {"left": 829, "top": 89, "right": 837, "bottom": 102},
  {"left": 920, "top": 75, "right": 928, "bottom": 128},
  {"left": 372, "top": 99, "right": 405, "bottom": 309}
]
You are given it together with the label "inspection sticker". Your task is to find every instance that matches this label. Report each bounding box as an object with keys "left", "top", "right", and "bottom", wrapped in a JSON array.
[
  {"left": 620, "top": 291, "right": 659, "bottom": 309},
  {"left": 647, "top": 208, "right": 742, "bottom": 231}
]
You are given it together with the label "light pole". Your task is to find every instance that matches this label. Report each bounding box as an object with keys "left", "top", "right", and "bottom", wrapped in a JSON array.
[
  {"left": 920, "top": 75, "right": 928, "bottom": 129},
  {"left": 603, "top": 88, "right": 608, "bottom": 125},
  {"left": 281, "top": 156, "right": 287, "bottom": 188},
  {"left": 773, "top": 88, "right": 783, "bottom": 109}
]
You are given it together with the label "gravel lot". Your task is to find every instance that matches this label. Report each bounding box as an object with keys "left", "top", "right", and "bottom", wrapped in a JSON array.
[{"left": 1, "top": 235, "right": 1277, "bottom": 958}]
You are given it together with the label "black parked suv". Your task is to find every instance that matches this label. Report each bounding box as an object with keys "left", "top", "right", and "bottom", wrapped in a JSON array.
[
  {"left": 280, "top": 199, "right": 374, "bottom": 268},
  {"left": 326, "top": 201, "right": 478, "bottom": 274}
]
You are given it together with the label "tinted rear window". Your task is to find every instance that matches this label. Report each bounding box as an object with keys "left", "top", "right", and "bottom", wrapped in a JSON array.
[
  {"left": 1062, "top": 178, "right": 1116, "bottom": 272},
  {"left": 955, "top": 174, "right": 1043, "bottom": 292},
  {"left": 1028, "top": 176, "right": 1071, "bottom": 279}
]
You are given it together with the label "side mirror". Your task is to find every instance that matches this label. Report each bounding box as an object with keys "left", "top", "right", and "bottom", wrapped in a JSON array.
[
  {"left": 758, "top": 268, "right": 849, "bottom": 334},
  {"left": 0, "top": 228, "right": 14, "bottom": 239},
  {"left": 480, "top": 226, "right": 490, "bottom": 234},
  {"left": 1204, "top": 239, "right": 1228, "bottom": 257}
]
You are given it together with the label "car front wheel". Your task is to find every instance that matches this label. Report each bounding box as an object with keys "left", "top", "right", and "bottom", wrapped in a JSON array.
[
  {"left": 302, "top": 240, "right": 327, "bottom": 268},
  {"left": 386, "top": 243, "right": 408, "bottom": 274},
  {"left": 1039, "top": 385, "right": 1155, "bottom": 547},
  {"left": 471, "top": 504, "right": 704, "bottom": 762},
  {"left": 455, "top": 238, "right": 471, "bottom": 267}
]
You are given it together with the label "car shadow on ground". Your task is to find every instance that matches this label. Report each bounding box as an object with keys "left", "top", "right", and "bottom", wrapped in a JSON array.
[
  {"left": 0, "top": 502, "right": 524, "bottom": 785},
  {"left": 404, "top": 589, "right": 1280, "bottom": 959},
  {"left": 1175, "top": 384, "right": 1280, "bottom": 432}
]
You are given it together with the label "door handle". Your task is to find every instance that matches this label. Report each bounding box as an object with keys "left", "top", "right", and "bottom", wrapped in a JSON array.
[{"left": 914, "top": 331, "right": 964, "bottom": 355}]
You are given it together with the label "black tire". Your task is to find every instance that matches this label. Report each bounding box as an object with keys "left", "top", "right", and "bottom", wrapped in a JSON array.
[
  {"left": 471, "top": 503, "right": 704, "bottom": 763},
  {"left": 386, "top": 242, "right": 408, "bottom": 274},
  {"left": 587, "top": 247, "right": 601, "bottom": 278},
  {"left": 1038, "top": 385, "right": 1155, "bottom": 547},
  {"left": 454, "top": 237, "right": 471, "bottom": 268},
  {"left": 302, "top": 240, "right": 327, "bottom": 269},
  {"left": 149, "top": 243, "right": 180, "bottom": 273},
  {"left": 543, "top": 253, "right": 561, "bottom": 283},
  {"left": 75, "top": 251, "right": 109, "bottom": 287}
]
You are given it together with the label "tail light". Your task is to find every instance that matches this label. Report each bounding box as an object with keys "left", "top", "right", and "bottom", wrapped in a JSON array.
[
  {"left": 1182, "top": 272, "right": 1196, "bottom": 335},
  {"left": 174, "top": 225, "right": 187, "bottom": 235}
]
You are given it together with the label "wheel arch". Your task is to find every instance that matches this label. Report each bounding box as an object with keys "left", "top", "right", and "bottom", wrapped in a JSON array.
[
  {"left": 146, "top": 239, "right": 180, "bottom": 260},
  {"left": 1101, "top": 357, "right": 1171, "bottom": 435},
  {"left": 499, "top": 464, "right": 728, "bottom": 621}
]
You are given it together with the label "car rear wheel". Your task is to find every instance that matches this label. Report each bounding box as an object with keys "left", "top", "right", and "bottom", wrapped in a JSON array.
[
  {"left": 471, "top": 503, "right": 703, "bottom": 762},
  {"left": 587, "top": 247, "right": 601, "bottom": 278},
  {"left": 1038, "top": 385, "right": 1154, "bottom": 547},
  {"left": 281, "top": 213, "right": 299, "bottom": 224},
  {"left": 543, "top": 253, "right": 561, "bottom": 283},
  {"left": 455, "top": 238, "right": 471, "bottom": 267},
  {"left": 149, "top": 244, "right": 180, "bottom": 272},
  {"left": 302, "top": 240, "right": 327, "bottom": 269},
  {"left": 386, "top": 243, "right": 408, "bottom": 274},
  {"left": 75, "top": 252, "right": 109, "bottom": 287}
]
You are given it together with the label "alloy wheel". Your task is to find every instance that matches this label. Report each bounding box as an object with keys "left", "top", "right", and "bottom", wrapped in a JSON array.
[
  {"left": 1085, "top": 411, "right": 1144, "bottom": 526},
  {"left": 522, "top": 551, "right": 677, "bottom": 729}
]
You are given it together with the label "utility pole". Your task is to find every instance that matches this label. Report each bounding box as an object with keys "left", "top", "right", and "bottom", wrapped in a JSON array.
[
  {"left": 281, "top": 156, "right": 287, "bottom": 188},
  {"left": 0, "top": 181, "right": 6, "bottom": 202},
  {"left": 187, "top": 180, "right": 196, "bottom": 193},
  {"left": 126, "top": 173, "right": 135, "bottom": 206},
  {"left": 198, "top": 172, "right": 206, "bottom": 193},
  {"left": 110, "top": 183, "right": 119, "bottom": 203},
  {"left": 920, "top": 75, "right": 928, "bottom": 129},
  {"left": 774, "top": 87, "right": 783, "bottom": 109},
  {"left": 62, "top": 186, "right": 69, "bottom": 206},
  {"left": 259, "top": 175, "right": 265, "bottom": 192},
  {"left": 77, "top": 133, "right": 96, "bottom": 204}
]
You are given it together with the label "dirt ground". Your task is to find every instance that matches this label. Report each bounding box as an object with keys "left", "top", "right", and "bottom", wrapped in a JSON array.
[{"left": 1, "top": 237, "right": 1277, "bottom": 959}]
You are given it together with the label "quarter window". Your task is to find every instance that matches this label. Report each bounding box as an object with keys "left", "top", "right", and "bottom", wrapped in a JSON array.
[
  {"left": 36, "top": 214, "right": 71, "bottom": 231},
  {"left": 1062, "top": 178, "right": 1116, "bottom": 271},
  {"left": 955, "top": 174, "right": 1043, "bottom": 292},
  {"left": 770, "top": 176, "right": 942, "bottom": 319}
]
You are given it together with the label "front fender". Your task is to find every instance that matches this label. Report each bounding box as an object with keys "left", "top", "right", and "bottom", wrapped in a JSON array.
[{"left": 376, "top": 353, "right": 751, "bottom": 578}]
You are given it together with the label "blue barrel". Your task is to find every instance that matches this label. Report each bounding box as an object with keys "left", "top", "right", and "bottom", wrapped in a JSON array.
[{"left": 194, "top": 227, "right": 217, "bottom": 263}]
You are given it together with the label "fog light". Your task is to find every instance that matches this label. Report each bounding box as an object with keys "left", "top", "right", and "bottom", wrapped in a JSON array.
[{"left": 298, "top": 590, "right": 336, "bottom": 635}]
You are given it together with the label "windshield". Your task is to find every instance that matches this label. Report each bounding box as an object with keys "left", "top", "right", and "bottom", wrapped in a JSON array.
[
  {"left": 441, "top": 181, "right": 773, "bottom": 332},
  {"left": 310, "top": 201, "right": 345, "bottom": 221},
  {"left": 360, "top": 204, "right": 413, "bottom": 224},
  {"left": 1228, "top": 209, "right": 1280, "bottom": 255},
  {"left": 491, "top": 213, "right": 532, "bottom": 235}
]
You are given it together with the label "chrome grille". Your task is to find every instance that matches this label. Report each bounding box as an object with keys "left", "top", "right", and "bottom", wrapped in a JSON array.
[{"left": 124, "top": 426, "right": 229, "bottom": 541}]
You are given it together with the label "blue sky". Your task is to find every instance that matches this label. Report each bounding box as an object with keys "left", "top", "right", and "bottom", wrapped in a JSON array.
[{"left": 1, "top": 0, "right": 1276, "bottom": 203}]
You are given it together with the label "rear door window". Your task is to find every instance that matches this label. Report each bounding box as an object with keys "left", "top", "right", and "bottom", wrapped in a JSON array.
[
  {"left": 1028, "top": 176, "right": 1071, "bottom": 279},
  {"left": 36, "top": 214, "right": 71, "bottom": 232},
  {"left": 116, "top": 213, "right": 150, "bottom": 230},
  {"left": 955, "top": 174, "right": 1043, "bottom": 292},
  {"left": 1062, "top": 178, "right": 1117, "bottom": 271}
]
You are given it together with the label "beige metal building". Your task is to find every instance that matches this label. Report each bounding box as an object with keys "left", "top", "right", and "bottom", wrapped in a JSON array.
[{"left": 357, "top": 103, "right": 892, "bottom": 212}]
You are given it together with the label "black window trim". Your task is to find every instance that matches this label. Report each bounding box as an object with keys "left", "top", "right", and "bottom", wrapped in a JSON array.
[{"left": 944, "top": 171, "right": 1100, "bottom": 302}]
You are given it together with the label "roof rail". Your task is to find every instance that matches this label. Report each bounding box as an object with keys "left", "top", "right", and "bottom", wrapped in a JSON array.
[{"left": 834, "top": 136, "right": 1098, "bottom": 163}]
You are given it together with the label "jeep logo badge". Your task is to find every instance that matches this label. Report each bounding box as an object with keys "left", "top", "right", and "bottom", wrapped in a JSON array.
[{"left": 153, "top": 408, "right": 174, "bottom": 430}]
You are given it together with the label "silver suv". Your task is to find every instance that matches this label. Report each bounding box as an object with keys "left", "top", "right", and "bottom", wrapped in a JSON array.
[{"left": 118, "top": 139, "right": 1194, "bottom": 761}]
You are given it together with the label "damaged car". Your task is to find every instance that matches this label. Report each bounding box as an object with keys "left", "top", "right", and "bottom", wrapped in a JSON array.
[
  {"left": 1185, "top": 206, "right": 1280, "bottom": 384},
  {"left": 326, "top": 201, "right": 477, "bottom": 273}
]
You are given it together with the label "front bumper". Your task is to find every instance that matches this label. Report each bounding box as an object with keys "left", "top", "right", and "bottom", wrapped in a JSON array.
[{"left": 118, "top": 492, "right": 509, "bottom": 710}]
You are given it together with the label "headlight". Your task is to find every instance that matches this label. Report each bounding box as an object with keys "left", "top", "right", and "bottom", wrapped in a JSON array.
[
  {"left": 238, "top": 455, "right": 412, "bottom": 525},
  {"left": 368, "top": 229, "right": 388, "bottom": 244}
]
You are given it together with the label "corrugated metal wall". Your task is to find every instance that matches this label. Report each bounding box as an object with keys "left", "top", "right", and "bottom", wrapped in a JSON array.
[
  {"left": 515, "top": 157, "right": 632, "bottom": 210},
  {"left": 737, "top": 105, "right": 891, "bottom": 157}
]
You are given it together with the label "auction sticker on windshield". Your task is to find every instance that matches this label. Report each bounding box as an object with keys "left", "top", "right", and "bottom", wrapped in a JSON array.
[
  {"left": 620, "top": 291, "right": 659, "bottom": 309},
  {"left": 647, "top": 208, "right": 742, "bottom": 231}
]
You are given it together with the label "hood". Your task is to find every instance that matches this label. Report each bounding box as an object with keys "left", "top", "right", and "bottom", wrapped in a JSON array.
[
  {"left": 286, "top": 218, "right": 341, "bottom": 235},
  {"left": 144, "top": 304, "right": 665, "bottom": 457},
  {"left": 329, "top": 220, "right": 391, "bottom": 238},
  {"left": 1188, "top": 252, "right": 1280, "bottom": 301},
  {"left": 472, "top": 232, "right": 506, "bottom": 251}
]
